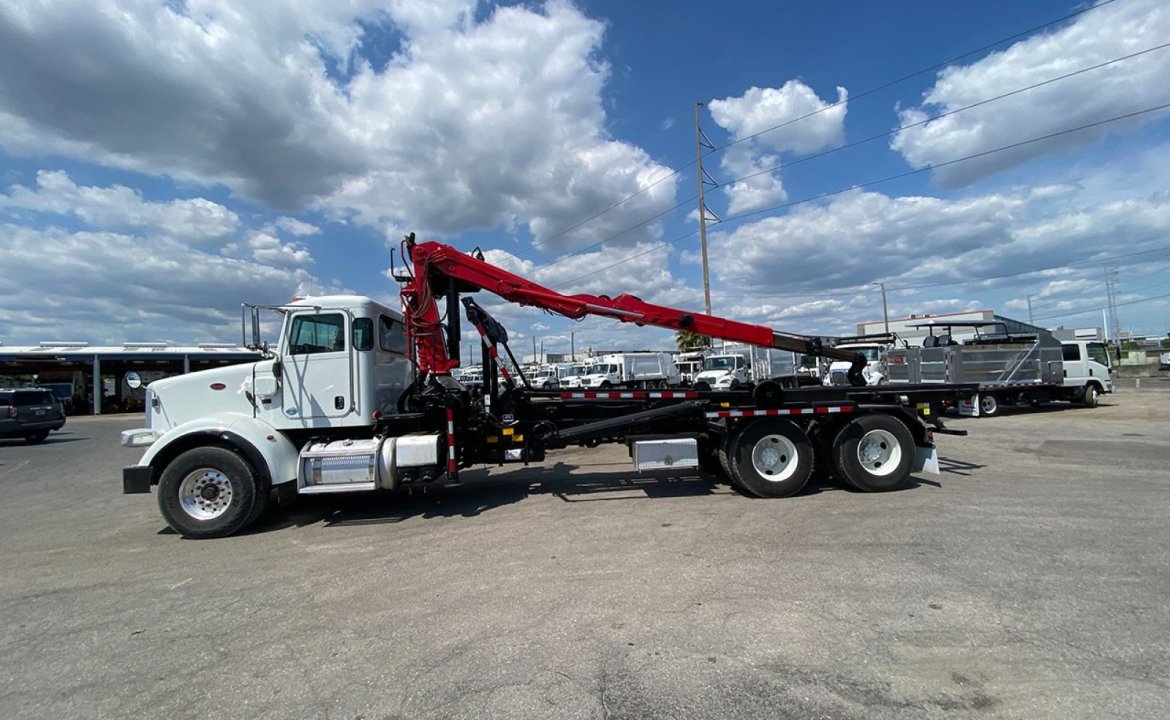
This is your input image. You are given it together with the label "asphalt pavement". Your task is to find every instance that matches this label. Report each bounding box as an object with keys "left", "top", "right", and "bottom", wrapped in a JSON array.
[{"left": 1, "top": 386, "right": 1168, "bottom": 719}]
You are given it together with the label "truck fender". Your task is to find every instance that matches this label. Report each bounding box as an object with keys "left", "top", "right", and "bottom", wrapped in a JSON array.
[{"left": 137, "top": 413, "right": 300, "bottom": 489}]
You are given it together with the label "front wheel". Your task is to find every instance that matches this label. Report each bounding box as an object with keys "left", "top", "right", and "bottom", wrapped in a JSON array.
[
  {"left": 157, "top": 446, "right": 258, "bottom": 539},
  {"left": 830, "top": 415, "right": 914, "bottom": 492},
  {"left": 979, "top": 393, "right": 999, "bottom": 417},
  {"left": 1082, "top": 384, "right": 1100, "bottom": 408},
  {"left": 728, "top": 419, "right": 813, "bottom": 498}
]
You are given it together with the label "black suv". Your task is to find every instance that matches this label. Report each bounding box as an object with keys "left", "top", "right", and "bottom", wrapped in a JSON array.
[{"left": 0, "top": 389, "right": 67, "bottom": 443}]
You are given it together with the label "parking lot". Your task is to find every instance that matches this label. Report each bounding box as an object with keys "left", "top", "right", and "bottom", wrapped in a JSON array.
[{"left": 2, "top": 382, "right": 1168, "bottom": 720}]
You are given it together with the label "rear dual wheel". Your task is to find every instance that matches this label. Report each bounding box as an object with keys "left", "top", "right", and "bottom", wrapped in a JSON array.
[
  {"left": 727, "top": 419, "right": 814, "bottom": 498},
  {"left": 830, "top": 415, "right": 914, "bottom": 492}
]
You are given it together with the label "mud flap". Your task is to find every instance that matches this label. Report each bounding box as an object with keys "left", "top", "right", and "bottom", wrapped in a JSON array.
[
  {"left": 913, "top": 445, "right": 940, "bottom": 475},
  {"left": 959, "top": 396, "right": 980, "bottom": 417}
]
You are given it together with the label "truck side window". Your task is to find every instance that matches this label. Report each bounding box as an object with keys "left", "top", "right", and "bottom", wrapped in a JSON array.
[
  {"left": 353, "top": 318, "right": 373, "bottom": 351},
  {"left": 289, "top": 313, "right": 346, "bottom": 355},
  {"left": 1087, "top": 343, "right": 1110, "bottom": 366},
  {"left": 1062, "top": 344, "right": 1081, "bottom": 361},
  {"left": 379, "top": 315, "right": 409, "bottom": 354}
]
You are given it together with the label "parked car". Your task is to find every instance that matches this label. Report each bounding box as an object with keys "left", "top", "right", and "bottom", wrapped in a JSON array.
[{"left": 0, "top": 388, "right": 67, "bottom": 443}]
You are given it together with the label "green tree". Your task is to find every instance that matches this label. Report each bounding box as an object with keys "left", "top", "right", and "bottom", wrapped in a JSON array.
[{"left": 676, "top": 330, "right": 711, "bottom": 351}]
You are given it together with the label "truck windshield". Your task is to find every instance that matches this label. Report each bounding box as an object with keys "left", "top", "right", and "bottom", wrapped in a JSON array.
[
  {"left": 703, "top": 356, "right": 737, "bottom": 371},
  {"left": 855, "top": 347, "right": 881, "bottom": 362}
]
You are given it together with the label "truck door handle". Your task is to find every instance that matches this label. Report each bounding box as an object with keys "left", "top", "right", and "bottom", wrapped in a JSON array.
[{"left": 335, "top": 396, "right": 345, "bottom": 410}]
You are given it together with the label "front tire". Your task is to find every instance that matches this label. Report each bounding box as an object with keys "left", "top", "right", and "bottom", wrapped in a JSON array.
[
  {"left": 728, "top": 420, "right": 813, "bottom": 498},
  {"left": 979, "top": 393, "right": 999, "bottom": 417},
  {"left": 830, "top": 415, "right": 914, "bottom": 492},
  {"left": 157, "top": 446, "right": 258, "bottom": 539},
  {"left": 1082, "top": 384, "right": 1100, "bottom": 408}
]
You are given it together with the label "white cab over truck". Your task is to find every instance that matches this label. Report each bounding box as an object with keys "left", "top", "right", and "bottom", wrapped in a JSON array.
[
  {"left": 577, "top": 352, "right": 680, "bottom": 389},
  {"left": 887, "top": 320, "right": 1112, "bottom": 416},
  {"left": 824, "top": 334, "right": 896, "bottom": 387},
  {"left": 691, "top": 344, "right": 798, "bottom": 391}
]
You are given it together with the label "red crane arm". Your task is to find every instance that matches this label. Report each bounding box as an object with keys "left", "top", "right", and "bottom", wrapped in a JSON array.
[{"left": 399, "top": 235, "right": 862, "bottom": 377}]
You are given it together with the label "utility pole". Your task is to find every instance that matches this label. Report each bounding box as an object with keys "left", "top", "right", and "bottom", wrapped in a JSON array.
[
  {"left": 571, "top": 331, "right": 575, "bottom": 361},
  {"left": 1105, "top": 267, "right": 1121, "bottom": 349},
  {"left": 874, "top": 281, "right": 890, "bottom": 334},
  {"left": 1027, "top": 295, "right": 1035, "bottom": 325},
  {"left": 694, "top": 101, "right": 719, "bottom": 316}
]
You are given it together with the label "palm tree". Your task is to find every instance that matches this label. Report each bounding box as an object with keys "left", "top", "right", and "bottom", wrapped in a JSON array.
[{"left": 675, "top": 330, "right": 711, "bottom": 352}]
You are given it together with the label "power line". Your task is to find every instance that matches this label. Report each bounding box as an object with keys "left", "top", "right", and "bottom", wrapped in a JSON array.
[
  {"left": 1033, "top": 292, "right": 1170, "bottom": 322},
  {"left": 721, "top": 41, "right": 1170, "bottom": 190},
  {"left": 711, "top": 248, "right": 1170, "bottom": 301},
  {"left": 550, "top": 103, "right": 1170, "bottom": 289},
  {"left": 539, "top": 49, "right": 1170, "bottom": 279},
  {"left": 711, "top": 0, "right": 1122, "bottom": 152},
  {"left": 718, "top": 101, "right": 1170, "bottom": 227},
  {"left": 524, "top": 0, "right": 1123, "bottom": 253}
]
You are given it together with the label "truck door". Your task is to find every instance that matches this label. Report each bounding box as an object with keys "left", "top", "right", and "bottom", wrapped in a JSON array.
[
  {"left": 282, "top": 310, "right": 355, "bottom": 421},
  {"left": 1061, "top": 342, "right": 1086, "bottom": 385}
]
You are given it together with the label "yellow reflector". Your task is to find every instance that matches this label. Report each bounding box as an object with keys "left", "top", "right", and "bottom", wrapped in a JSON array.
[{"left": 502, "top": 427, "right": 514, "bottom": 436}]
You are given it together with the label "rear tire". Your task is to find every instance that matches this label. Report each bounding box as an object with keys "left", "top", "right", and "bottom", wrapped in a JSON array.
[
  {"left": 830, "top": 415, "right": 914, "bottom": 492},
  {"left": 717, "top": 436, "right": 736, "bottom": 485},
  {"left": 24, "top": 430, "right": 50, "bottom": 444},
  {"left": 727, "top": 420, "right": 813, "bottom": 498},
  {"left": 157, "top": 446, "right": 258, "bottom": 539},
  {"left": 1082, "top": 384, "right": 1100, "bottom": 408}
]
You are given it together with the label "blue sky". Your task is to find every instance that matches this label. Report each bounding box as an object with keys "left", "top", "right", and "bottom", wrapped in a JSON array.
[{"left": 1, "top": 0, "right": 1168, "bottom": 356}]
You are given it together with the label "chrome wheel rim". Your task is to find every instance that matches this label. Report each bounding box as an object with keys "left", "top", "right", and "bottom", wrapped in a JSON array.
[
  {"left": 751, "top": 434, "right": 799, "bottom": 482},
  {"left": 857, "top": 429, "right": 902, "bottom": 477},
  {"left": 178, "top": 468, "right": 233, "bottom": 520}
]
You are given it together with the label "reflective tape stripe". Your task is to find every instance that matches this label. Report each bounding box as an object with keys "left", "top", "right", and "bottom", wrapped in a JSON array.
[
  {"left": 559, "top": 391, "right": 700, "bottom": 399},
  {"left": 703, "top": 405, "right": 854, "bottom": 419},
  {"left": 446, "top": 408, "right": 457, "bottom": 477}
]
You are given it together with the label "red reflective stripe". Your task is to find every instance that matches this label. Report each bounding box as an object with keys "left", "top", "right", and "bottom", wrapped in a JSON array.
[{"left": 705, "top": 405, "right": 855, "bottom": 419}]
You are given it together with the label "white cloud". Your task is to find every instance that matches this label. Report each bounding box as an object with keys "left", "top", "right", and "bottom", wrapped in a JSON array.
[
  {"left": 0, "top": 1, "right": 677, "bottom": 251},
  {"left": 0, "top": 170, "right": 239, "bottom": 245},
  {"left": 891, "top": 0, "right": 1170, "bottom": 186},
  {"left": 248, "top": 232, "right": 314, "bottom": 268},
  {"left": 0, "top": 224, "right": 329, "bottom": 344},
  {"left": 707, "top": 81, "right": 848, "bottom": 215},
  {"left": 273, "top": 216, "right": 321, "bottom": 236}
]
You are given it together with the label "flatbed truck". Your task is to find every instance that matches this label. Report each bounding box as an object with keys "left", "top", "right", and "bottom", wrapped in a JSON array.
[
  {"left": 887, "top": 320, "right": 1112, "bottom": 416},
  {"left": 121, "top": 234, "right": 976, "bottom": 538}
]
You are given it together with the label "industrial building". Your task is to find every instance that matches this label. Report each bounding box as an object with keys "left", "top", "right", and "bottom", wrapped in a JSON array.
[{"left": 0, "top": 342, "right": 260, "bottom": 415}]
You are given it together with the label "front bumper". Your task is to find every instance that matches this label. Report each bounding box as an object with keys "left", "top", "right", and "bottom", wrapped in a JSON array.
[{"left": 123, "top": 465, "right": 154, "bottom": 494}]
